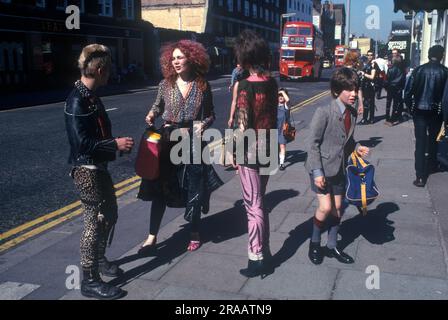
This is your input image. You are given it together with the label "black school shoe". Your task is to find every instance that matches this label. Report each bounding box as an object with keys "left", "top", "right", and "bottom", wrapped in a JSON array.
[
  {"left": 324, "top": 247, "right": 354, "bottom": 264},
  {"left": 308, "top": 241, "right": 323, "bottom": 265}
]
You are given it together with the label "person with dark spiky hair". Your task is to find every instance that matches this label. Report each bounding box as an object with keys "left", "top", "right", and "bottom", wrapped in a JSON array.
[{"left": 233, "top": 29, "right": 278, "bottom": 278}]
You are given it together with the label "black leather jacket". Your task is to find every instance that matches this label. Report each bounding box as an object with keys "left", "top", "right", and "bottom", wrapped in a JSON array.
[
  {"left": 385, "top": 64, "right": 406, "bottom": 90},
  {"left": 64, "top": 81, "right": 117, "bottom": 166},
  {"left": 404, "top": 60, "right": 448, "bottom": 112}
]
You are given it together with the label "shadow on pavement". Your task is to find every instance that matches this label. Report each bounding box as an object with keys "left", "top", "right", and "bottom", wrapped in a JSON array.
[
  {"left": 338, "top": 202, "right": 398, "bottom": 249},
  {"left": 357, "top": 136, "right": 383, "bottom": 148},
  {"left": 284, "top": 149, "right": 307, "bottom": 169},
  {"left": 110, "top": 188, "right": 300, "bottom": 287}
]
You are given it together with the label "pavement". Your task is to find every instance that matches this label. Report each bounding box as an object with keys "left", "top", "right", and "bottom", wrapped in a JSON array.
[{"left": 1, "top": 94, "right": 448, "bottom": 300}]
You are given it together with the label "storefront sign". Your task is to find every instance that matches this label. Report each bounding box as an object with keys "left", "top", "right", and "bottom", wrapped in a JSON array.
[
  {"left": 391, "top": 20, "right": 411, "bottom": 36},
  {"left": 388, "top": 40, "right": 407, "bottom": 51}
]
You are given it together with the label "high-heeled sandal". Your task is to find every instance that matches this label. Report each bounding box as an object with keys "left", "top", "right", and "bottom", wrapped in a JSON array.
[{"left": 187, "top": 240, "right": 201, "bottom": 252}]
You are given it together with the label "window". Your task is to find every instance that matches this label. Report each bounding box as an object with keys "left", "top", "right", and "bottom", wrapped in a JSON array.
[
  {"left": 299, "top": 27, "right": 311, "bottom": 35},
  {"left": 227, "top": 0, "right": 233, "bottom": 12},
  {"left": 218, "top": 0, "right": 223, "bottom": 6},
  {"left": 98, "top": 0, "right": 113, "bottom": 17},
  {"left": 244, "top": 1, "right": 249, "bottom": 17},
  {"left": 237, "top": 0, "right": 241, "bottom": 12},
  {"left": 56, "top": 0, "right": 67, "bottom": 10},
  {"left": 36, "top": 0, "right": 46, "bottom": 8},
  {"left": 252, "top": 4, "right": 257, "bottom": 18},
  {"left": 284, "top": 27, "right": 298, "bottom": 35},
  {"left": 122, "top": 0, "right": 134, "bottom": 20},
  {"left": 0, "top": 0, "right": 11, "bottom": 3},
  {"left": 265, "top": 9, "right": 269, "bottom": 22},
  {"left": 227, "top": 22, "right": 233, "bottom": 36}
]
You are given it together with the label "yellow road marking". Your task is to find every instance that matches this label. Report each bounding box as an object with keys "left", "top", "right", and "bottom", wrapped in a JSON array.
[
  {"left": 0, "top": 90, "right": 331, "bottom": 252},
  {"left": 0, "top": 180, "right": 142, "bottom": 253},
  {"left": 0, "top": 176, "right": 141, "bottom": 243},
  {"left": 0, "top": 208, "right": 83, "bottom": 252}
]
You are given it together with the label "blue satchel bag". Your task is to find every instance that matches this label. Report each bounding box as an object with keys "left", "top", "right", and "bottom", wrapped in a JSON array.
[{"left": 345, "top": 152, "right": 379, "bottom": 215}]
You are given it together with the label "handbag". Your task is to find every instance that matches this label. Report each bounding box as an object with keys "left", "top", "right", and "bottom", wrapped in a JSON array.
[
  {"left": 219, "top": 136, "right": 236, "bottom": 167},
  {"left": 282, "top": 110, "right": 296, "bottom": 143},
  {"left": 135, "top": 127, "right": 162, "bottom": 180},
  {"left": 345, "top": 152, "right": 379, "bottom": 215}
]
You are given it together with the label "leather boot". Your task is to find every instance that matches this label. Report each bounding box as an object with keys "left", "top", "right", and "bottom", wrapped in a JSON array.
[
  {"left": 239, "top": 259, "right": 267, "bottom": 279},
  {"left": 81, "top": 268, "right": 125, "bottom": 300},
  {"left": 98, "top": 257, "right": 123, "bottom": 278}
]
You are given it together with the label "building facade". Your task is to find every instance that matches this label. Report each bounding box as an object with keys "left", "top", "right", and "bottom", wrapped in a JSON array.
[
  {"left": 333, "top": 3, "right": 345, "bottom": 46},
  {"left": 141, "top": 0, "right": 285, "bottom": 73},
  {"left": 0, "top": 0, "right": 151, "bottom": 92},
  {"left": 141, "top": 0, "right": 208, "bottom": 33},
  {"left": 286, "top": 0, "right": 313, "bottom": 23}
]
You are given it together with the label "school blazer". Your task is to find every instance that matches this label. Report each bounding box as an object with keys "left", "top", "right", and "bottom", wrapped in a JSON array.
[{"left": 305, "top": 99, "right": 359, "bottom": 177}]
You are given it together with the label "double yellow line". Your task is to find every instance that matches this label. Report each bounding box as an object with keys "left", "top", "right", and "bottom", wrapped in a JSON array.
[
  {"left": 0, "top": 90, "right": 330, "bottom": 253},
  {"left": 0, "top": 176, "right": 142, "bottom": 253}
]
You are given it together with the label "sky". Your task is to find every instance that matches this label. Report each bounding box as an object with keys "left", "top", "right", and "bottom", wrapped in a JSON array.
[{"left": 332, "top": 0, "right": 405, "bottom": 42}]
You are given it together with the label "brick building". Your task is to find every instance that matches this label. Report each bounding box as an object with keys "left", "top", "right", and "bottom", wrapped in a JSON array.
[{"left": 141, "top": 0, "right": 286, "bottom": 72}]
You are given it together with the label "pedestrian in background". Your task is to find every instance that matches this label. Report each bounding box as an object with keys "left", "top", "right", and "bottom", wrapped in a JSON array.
[
  {"left": 404, "top": 45, "right": 448, "bottom": 187},
  {"left": 344, "top": 50, "right": 364, "bottom": 115},
  {"left": 305, "top": 67, "right": 370, "bottom": 265},
  {"left": 64, "top": 44, "right": 134, "bottom": 300},
  {"left": 138, "top": 40, "right": 217, "bottom": 254},
  {"left": 384, "top": 55, "right": 406, "bottom": 126},
  {"left": 277, "top": 88, "right": 291, "bottom": 171},
  {"left": 234, "top": 29, "right": 278, "bottom": 278},
  {"left": 374, "top": 51, "right": 389, "bottom": 99}
]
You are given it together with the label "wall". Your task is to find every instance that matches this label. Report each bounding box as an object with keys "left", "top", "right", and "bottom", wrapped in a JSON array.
[{"left": 141, "top": 6, "right": 207, "bottom": 33}]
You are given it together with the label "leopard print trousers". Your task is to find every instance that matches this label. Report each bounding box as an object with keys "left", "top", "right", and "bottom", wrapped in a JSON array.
[{"left": 72, "top": 166, "right": 118, "bottom": 269}]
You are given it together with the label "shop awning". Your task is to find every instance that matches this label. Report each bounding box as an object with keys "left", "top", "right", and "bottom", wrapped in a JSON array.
[{"left": 394, "top": 0, "right": 448, "bottom": 12}]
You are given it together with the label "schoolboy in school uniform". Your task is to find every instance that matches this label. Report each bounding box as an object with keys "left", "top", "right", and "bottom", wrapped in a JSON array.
[{"left": 305, "top": 67, "right": 370, "bottom": 265}]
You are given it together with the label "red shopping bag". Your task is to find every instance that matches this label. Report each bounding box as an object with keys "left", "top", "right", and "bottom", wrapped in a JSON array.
[{"left": 135, "top": 128, "right": 162, "bottom": 180}]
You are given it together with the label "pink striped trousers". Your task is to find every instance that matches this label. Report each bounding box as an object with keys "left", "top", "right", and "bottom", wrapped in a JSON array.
[{"left": 238, "top": 166, "right": 270, "bottom": 260}]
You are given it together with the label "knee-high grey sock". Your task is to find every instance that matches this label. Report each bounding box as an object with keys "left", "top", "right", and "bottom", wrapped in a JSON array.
[
  {"left": 311, "top": 217, "right": 325, "bottom": 244},
  {"left": 327, "top": 216, "right": 341, "bottom": 249}
]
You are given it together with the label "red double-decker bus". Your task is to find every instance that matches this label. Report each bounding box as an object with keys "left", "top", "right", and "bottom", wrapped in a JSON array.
[
  {"left": 334, "top": 45, "right": 347, "bottom": 67},
  {"left": 279, "top": 21, "right": 324, "bottom": 81}
]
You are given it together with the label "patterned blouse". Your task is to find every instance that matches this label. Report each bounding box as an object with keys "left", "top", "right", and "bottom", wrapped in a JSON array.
[{"left": 150, "top": 79, "right": 215, "bottom": 128}]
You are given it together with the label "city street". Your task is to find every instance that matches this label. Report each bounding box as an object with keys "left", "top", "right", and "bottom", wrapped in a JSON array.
[
  {"left": 0, "top": 71, "right": 332, "bottom": 234},
  {"left": 1, "top": 79, "right": 448, "bottom": 301}
]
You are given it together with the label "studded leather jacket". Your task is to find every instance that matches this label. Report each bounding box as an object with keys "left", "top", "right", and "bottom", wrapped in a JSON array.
[
  {"left": 64, "top": 81, "right": 118, "bottom": 167},
  {"left": 404, "top": 60, "right": 448, "bottom": 113}
]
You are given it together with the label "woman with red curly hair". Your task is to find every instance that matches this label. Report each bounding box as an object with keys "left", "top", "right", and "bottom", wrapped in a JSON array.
[
  {"left": 344, "top": 50, "right": 364, "bottom": 115},
  {"left": 137, "top": 40, "right": 219, "bottom": 254}
]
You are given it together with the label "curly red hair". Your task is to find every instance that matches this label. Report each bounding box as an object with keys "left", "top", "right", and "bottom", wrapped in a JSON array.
[
  {"left": 344, "top": 50, "right": 361, "bottom": 69},
  {"left": 160, "top": 40, "right": 210, "bottom": 91}
]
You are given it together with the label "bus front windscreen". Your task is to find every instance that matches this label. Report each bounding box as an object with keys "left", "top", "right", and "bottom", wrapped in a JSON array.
[
  {"left": 281, "top": 49, "right": 295, "bottom": 61},
  {"left": 284, "top": 27, "right": 298, "bottom": 35},
  {"left": 298, "top": 27, "right": 312, "bottom": 36}
]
